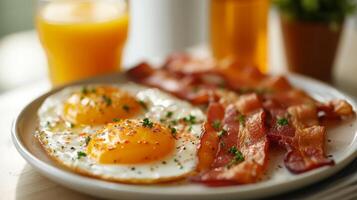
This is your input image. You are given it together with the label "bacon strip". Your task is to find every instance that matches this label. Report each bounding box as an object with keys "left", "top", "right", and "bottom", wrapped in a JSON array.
[
  {"left": 163, "top": 53, "right": 217, "bottom": 76},
  {"left": 317, "top": 100, "right": 355, "bottom": 121},
  {"left": 193, "top": 94, "right": 269, "bottom": 185},
  {"left": 266, "top": 103, "right": 334, "bottom": 173},
  {"left": 127, "top": 62, "right": 219, "bottom": 105},
  {"left": 286, "top": 105, "right": 334, "bottom": 173},
  {"left": 210, "top": 105, "right": 240, "bottom": 168},
  {"left": 196, "top": 103, "right": 225, "bottom": 172}
]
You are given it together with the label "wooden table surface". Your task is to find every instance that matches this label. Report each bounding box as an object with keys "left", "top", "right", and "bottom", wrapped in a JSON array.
[{"left": 0, "top": 11, "right": 356, "bottom": 200}]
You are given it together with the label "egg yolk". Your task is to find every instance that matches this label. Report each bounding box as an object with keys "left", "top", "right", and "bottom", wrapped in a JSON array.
[
  {"left": 87, "top": 119, "right": 176, "bottom": 164},
  {"left": 63, "top": 86, "right": 142, "bottom": 125}
]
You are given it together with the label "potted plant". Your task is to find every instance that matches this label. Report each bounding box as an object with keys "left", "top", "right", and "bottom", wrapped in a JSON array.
[{"left": 274, "top": 0, "right": 356, "bottom": 83}]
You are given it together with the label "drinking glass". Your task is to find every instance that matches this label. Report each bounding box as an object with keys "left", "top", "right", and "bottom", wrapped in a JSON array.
[
  {"left": 36, "top": 0, "right": 129, "bottom": 86},
  {"left": 210, "top": 0, "right": 269, "bottom": 72}
]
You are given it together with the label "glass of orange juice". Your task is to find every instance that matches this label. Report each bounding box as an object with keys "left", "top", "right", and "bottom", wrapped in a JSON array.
[
  {"left": 210, "top": 0, "right": 269, "bottom": 73},
  {"left": 36, "top": 0, "right": 129, "bottom": 86}
]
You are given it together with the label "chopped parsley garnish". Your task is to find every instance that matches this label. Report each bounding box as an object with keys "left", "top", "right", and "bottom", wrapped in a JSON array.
[
  {"left": 233, "top": 152, "right": 244, "bottom": 162},
  {"left": 227, "top": 146, "right": 244, "bottom": 168},
  {"left": 102, "top": 95, "right": 112, "bottom": 106},
  {"left": 228, "top": 146, "right": 239, "bottom": 155},
  {"left": 46, "top": 121, "right": 51, "bottom": 127},
  {"left": 212, "top": 120, "right": 221, "bottom": 131},
  {"left": 218, "top": 129, "right": 227, "bottom": 138},
  {"left": 112, "top": 118, "right": 120, "bottom": 122},
  {"left": 142, "top": 118, "right": 153, "bottom": 128},
  {"left": 277, "top": 117, "right": 289, "bottom": 126},
  {"left": 183, "top": 115, "right": 196, "bottom": 124},
  {"left": 77, "top": 151, "right": 87, "bottom": 159},
  {"left": 85, "top": 136, "right": 91, "bottom": 146},
  {"left": 188, "top": 125, "right": 193, "bottom": 132},
  {"left": 81, "top": 87, "right": 89, "bottom": 94},
  {"left": 81, "top": 86, "right": 96, "bottom": 94},
  {"left": 166, "top": 111, "right": 173, "bottom": 118},
  {"left": 170, "top": 120, "right": 178, "bottom": 125},
  {"left": 122, "top": 104, "right": 130, "bottom": 112},
  {"left": 236, "top": 114, "right": 246, "bottom": 126},
  {"left": 138, "top": 100, "right": 147, "bottom": 110},
  {"left": 173, "top": 158, "right": 184, "bottom": 169},
  {"left": 170, "top": 127, "right": 177, "bottom": 137}
]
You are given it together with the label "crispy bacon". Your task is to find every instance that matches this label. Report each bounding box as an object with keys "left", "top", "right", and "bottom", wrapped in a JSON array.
[
  {"left": 263, "top": 89, "right": 316, "bottom": 109},
  {"left": 263, "top": 90, "right": 353, "bottom": 173},
  {"left": 163, "top": 53, "right": 217, "bottom": 76},
  {"left": 194, "top": 94, "right": 269, "bottom": 185},
  {"left": 162, "top": 53, "right": 267, "bottom": 86},
  {"left": 127, "top": 53, "right": 355, "bottom": 183},
  {"left": 285, "top": 126, "right": 334, "bottom": 173},
  {"left": 317, "top": 100, "right": 355, "bottom": 120},
  {"left": 209, "top": 105, "right": 240, "bottom": 169},
  {"left": 127, "top": 62, "right": 219, "bottom": 105},
  {"left": 266, "top": 104, "right": 334, "bottom": 173},
  {"left": 197, "top": 103, "right": 225, "bottom": 172},
  {"left": 127, "top": 55, "right": 298, "bottom": 106},
  {"left": 258, "top": 76, "right": 293, "bottom": 91},
  {"left": 163, "top": 53, "right": 263, "bottom": 89}
]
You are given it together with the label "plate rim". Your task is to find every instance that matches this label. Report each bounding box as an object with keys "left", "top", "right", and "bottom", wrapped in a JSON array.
[{"left": 11, "top": 72, "right": 357, "bottom": 199}]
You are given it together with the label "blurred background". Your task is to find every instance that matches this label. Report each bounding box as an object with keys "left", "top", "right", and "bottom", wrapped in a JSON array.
[{"left": 0, "top": 0, "right": 357, "bottom": 94}]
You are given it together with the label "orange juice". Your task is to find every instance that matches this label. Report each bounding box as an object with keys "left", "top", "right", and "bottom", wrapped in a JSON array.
[
  {"left": 37, "top": 0, "right": 129, "bottom": 86},
  {"left": 210, "top": 0, "right": 269, "bottom": 72}
]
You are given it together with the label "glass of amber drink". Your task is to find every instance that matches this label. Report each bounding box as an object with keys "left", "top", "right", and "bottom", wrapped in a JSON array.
[
  {"left": 36, "top": 0, "right": 129, "bottom": 86},
  {"left": 210, "top": 0, "right": 269, "bottom": 72}
]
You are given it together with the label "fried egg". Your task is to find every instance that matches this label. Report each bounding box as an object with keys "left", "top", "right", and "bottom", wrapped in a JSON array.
[{"left": 36, "top": 83, "right": 205, "bottom": 183}]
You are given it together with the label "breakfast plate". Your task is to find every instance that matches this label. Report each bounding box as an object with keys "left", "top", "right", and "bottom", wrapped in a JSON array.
[{"left": 12, "top": 72, "right": 357, "bottom": 200}]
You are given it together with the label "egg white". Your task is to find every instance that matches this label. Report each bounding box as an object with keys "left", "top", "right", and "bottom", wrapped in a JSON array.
[{"left": 36, "top": 83, "right": 205, "bottom": 183}]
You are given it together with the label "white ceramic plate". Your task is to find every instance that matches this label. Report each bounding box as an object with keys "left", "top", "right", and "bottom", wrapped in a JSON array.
[{"left": 12, "top": 73, "right": 357, "bottom": 200}]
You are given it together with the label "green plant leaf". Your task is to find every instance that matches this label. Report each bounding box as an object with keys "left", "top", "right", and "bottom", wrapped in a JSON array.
[
  {"left": 273, "top": 0, "right": 356, "bottom": 23},
  {"left": 302, "top": 0, "right": 319, "bottom": 12}
]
